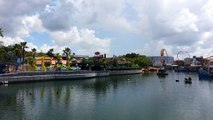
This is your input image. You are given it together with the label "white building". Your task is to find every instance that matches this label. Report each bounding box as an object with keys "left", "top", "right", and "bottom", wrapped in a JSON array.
[{"left": 149, "top": 56, "right": 174, "bottom": 66}]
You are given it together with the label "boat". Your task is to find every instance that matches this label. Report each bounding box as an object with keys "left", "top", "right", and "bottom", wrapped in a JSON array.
[
  {"left": 142, "top": 68, "right": 149, "bottom": 72},
  {"left": 184, "top": 76, "right": 192, "bottom": 84},
  {"left": 148, "top": 67, "right": 159, "bottom": 71},
  {"left": 157, "top": 67, "right": 168, "bottom": 76},
  {"left": 198, "top": 61, "right": 213, "bottom": 78}
]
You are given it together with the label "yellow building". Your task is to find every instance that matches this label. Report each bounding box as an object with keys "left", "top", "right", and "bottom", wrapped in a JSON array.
[{"left": 35, "top": 57, "right": 67, "bottom": 65}]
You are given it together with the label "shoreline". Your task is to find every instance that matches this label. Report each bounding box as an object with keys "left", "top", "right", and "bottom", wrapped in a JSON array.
[{"left": 0, "top": 70, "right": 142, "bottom": 84}]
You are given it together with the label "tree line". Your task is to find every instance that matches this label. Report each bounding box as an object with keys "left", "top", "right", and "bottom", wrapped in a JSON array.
[{"left": 0, "top": 28, "right": 153, "bottom": 70}]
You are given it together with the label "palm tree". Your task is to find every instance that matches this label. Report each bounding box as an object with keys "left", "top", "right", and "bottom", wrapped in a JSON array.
[
  {"left": 13, "top": 44, "right": 22, "bottom": 61},
  {"left": 56, "top": 53, "right": 62, "bottom": 71},
  {"left": 46, "top": 48, "right": 54, "bottom": 58},
  {"left": 0, "top": 28, "right": 3, "bottom": 46},
  {"left": 63, "top": 47, "right": 71, "bottom": 65},
  {"left": 56, "top": 53, "right": 62, "bottom": 63},
  {"left": 0, "top": 46, "right": 7, "bottom": 62},
  {"left": 0, "top": 28, "right": 3, "bottom": 37},
  {"left": 31, "top": 48, "right": 36, "bottom": 58},
  {"left": 20, "top": 42, "right": 28, "bottom": 63}
]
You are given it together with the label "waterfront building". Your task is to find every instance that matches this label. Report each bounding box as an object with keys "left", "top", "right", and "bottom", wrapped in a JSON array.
[
  {"left": 149, "top": 56, "right": 174, "bottom": 66},
  {"left": 35, "top": 57, "right": 67, "bottom": 65},
  {"left": 71, "top": 55, "right": 89, "bottom": 65},
  {"left": 35, "top": 55, "right": 89, "bottom": 66},
  {"left": 93, "top": 51, "right": 106, "bottom": 61},
  {"left": 184, "top": 56, "right": 208, "bottom": 66},
  {"left": 184, "top": 57, "right": 192, "bottom": 66}
]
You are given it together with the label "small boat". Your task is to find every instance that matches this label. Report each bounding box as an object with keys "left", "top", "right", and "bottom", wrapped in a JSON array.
[
  {"left": 198, "top": 61, "right": 213, "bottom": 78},
  {"left": 142, "top": 68, "right": 149, "bottom": 72},
  {"left": 149, "top": 67, "right": 159, "bottom": 71},
  {"left": 184, "top": 76, "right": 192, "bottom": 84},
  {"left": 157, "top": 67, "right": 168, "bottom": 76}
]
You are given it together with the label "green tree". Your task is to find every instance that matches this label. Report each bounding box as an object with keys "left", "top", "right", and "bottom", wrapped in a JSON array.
[
  {"left": 0, "top": 28, "right": 3, "bottom": 47},
  {"left": 27, "top": 57, "right": 36, "bottom": 71},
  {"left": 125, "top": 53, "right": 140, "bottom": 58},
  {"left": 123, "top": 53, "right": 152, "bottom": 68},
  {"left": 99, "top": 58, "right": 108, "bottom": 69},
  {"left": 56, "top": 53, "right": 62, "bottom": 70},
  {"left": 133, "top": 56, "right": 152, "bottom": 67},
  {"left": 0, "top": 46, "right": 7, "bottom": 62},
  {"left": 37, "top": 52, "right": 46, "bottom": 56},
  {"left": 0, "top": 45, "right": 17, "bottom": 62},
  {"left": 112, "top": 57, "right": 118, "bottom": 67},
  {"left": 13, "top": 44, "right": 22, "bottom": 60},
  {"left": 31, "top": 48, "right": 36, "bottom": 58},
  {"left": 63, "top": 47, "right": 71, "bottom": 65},
  {"left": 67, "top": 56, "right": 71, "bottom": 70},
  {"left": 46, "top": 48, "right": 54, "bottom": 58},
  {"left": 56, "top": 53, "right": 62, "bottom": 63},
  {"left": 20, "top": 42, "right": 28, "bottom": 63}
]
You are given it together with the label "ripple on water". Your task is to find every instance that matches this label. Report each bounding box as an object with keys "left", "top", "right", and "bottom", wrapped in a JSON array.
[{"left": 1, "top": 71, "right": 213, "bottom": 120}]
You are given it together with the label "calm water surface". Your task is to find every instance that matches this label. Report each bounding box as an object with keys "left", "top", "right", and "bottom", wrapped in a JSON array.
[{"left": 1, "top": 71, "right": 213, "bottom": 120}]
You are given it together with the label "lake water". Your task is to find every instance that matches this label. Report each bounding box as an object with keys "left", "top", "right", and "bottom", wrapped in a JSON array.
[{"left": 1, "top": 71, "right": 213, "bottom": 120}]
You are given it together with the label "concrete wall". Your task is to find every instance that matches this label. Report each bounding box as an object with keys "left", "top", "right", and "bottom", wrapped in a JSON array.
[
  {"left": 0, "top": 70, "right": 142, "bottom": 84},
  {"left": 109, "top": 70, "right": 142, "bottom": 76}
]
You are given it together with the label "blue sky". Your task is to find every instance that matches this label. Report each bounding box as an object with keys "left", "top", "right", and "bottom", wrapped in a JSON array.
[
  {"left": 24, "top": 32, "right": 53, "bottom": 46},
  {"left": 1, "top": 0, "right": 213, "bottom": 58}
]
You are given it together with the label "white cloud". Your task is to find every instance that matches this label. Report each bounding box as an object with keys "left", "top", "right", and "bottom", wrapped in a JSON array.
[
  {"left": 26, "top": 42, "right": 39, "bottom": 52},
  {"left": 1, "top": 0, "right": 213, "bottom": 57},
  {"left": 7, "top": 14, "right": 46, "bottom": 38},
  {"left": 0, "top": 37, "right": 41, "bottom": 53},
  {"left": 135, "top": 41, "right": 174, "bottom": 56},
  {"left": 0, "top": 0, "right": 50, "bottom": 37},
  {"left": 22, "top": 14, "right": 45, "bottom": 34},
  {"left": 39, "top": 44, "right": 55, "bottom": 53},
  {"left": 49, "top": 26, "right": 111, "bottom": 55},
  {"left": 40, "top": 0, "right": 136, "bottom": 33},
  {"left": 170, "top": 9, "right": 198, "bottom": 32},
  {"left": 45, "top": 4, "right": 52, "bottom": 13},
  {"left": 0, "top": 37, "right": 24, "bottom": 46},
  {"left": 202, "top": 0, "right": 213, "bottom": 17}
]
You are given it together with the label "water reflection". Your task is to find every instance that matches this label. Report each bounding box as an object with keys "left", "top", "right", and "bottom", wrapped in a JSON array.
[
  {"left": 1, "top": 72, "right": 213, "bottom": 120},
  {"left": 0, "top": 75, "right": 143, "bottom": 119}
]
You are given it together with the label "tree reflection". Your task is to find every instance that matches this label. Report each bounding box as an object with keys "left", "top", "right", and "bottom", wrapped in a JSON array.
[
  {"left": 53, "top": 85, "right": 62, "bottom": 104},
  {"left": 64, "top": 85, "right": 72, "bottom": 106}
]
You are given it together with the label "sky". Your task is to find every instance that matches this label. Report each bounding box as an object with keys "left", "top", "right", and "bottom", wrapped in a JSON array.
[{"left": 0, "top": 0, "right": 213, "bottom": 58}]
